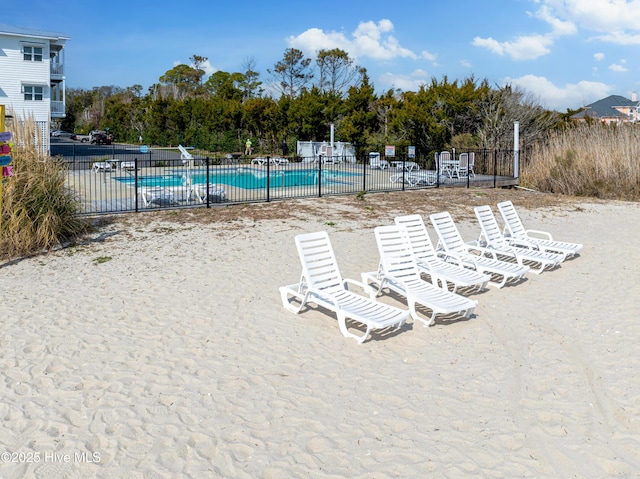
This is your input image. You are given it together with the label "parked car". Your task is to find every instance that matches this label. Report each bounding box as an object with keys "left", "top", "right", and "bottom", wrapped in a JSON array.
[
  {"left": 90, "top": 130, "right": 114, "bottom": 145},
  {"left": 51, "top": 130, "right": 73, "bottom": 138},
  {"left": 70, "top": 133, "right": 90, "bottom": 142}
]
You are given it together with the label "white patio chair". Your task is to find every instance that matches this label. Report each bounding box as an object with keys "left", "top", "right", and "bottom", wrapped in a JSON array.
[
  {"left": 497, "top": 200, "right": 583, "bottom": 258},
  {"left": 437, "top": 151, "right": 457, "bottom": 178},
  {"left": 456, "top": 153, "right": 469, "bottom": 178},
  {"left": 429, "top": 211, "right": 530, "bottom": 288},
  {"left": 468, "top": 152, "right": 476, "bottom": 177},
  {"left": 362, "top": 225, "right": 477, "bottom": 327},
  {"left": 280, "top": 231, "right": 409, "bottom": 344},
  {"left": 474, "top": 205, "right": 564, "bottom": 274},
  {"left": 395, "top": 214, "right": 490, "bottom": 293}
]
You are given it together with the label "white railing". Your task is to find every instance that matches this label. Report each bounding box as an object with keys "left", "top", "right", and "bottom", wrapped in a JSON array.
[
  {"left": 50, "top": 63, "right": 64, "bottom": 77},
  {"left": 51, "top": 101, "right": 65, "bottom": 115}
]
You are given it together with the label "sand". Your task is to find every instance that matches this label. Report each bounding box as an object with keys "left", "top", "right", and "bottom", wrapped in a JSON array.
[{"left": 0, "top": 190, "right": 639, "bottom": 478}]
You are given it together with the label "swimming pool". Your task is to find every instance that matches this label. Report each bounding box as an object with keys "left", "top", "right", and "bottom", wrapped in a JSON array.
[{"left": 114, "top": 167, "right": 360, "bottom": 190}]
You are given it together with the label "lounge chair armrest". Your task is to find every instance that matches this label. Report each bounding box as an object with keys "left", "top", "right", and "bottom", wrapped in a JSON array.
[
  {"left": 342, "top": 277, "right": 370, "bottom": 295},
  {"left": 416, "top": 259, "right": 435, "bottom": 272},
  {"left": 437, "top": 251, "right": 466, "bottom": 268},
  {"left": 507, "top": 237, "right": 537, "bottom": 250},
  {"left": 465, "top": 243, "right": 498, "bottom": 260},
  {"left": 525, "top": 229, "right": 553, "bottom": 240}
]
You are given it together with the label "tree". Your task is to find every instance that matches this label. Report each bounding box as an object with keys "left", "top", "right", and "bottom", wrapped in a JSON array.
[
  {"left": 239, "top": 57, "right": 263, "bottom": 100},
  {"left": 340, "top": 70, "right": 379, "bottom": 153},
  {"left": 268, "top": 48, "right": 313, "bottom": 99},
  {"left": 315, "top": 48, "right": 358, "bottom": 96},
  {"left": 205, "top": 71, "right": 243, "bottom": 101},
  {"left": 189, "top": 55, "right": 208, "bottom": 84},
  {"left": 475, "top": 85, "right": 558, "bottom": 149},
  {"left": 159, "top": 63, "right": 204, "bottom": 100}
]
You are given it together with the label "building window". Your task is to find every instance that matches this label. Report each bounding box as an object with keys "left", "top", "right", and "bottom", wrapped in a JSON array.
[
  {"left": 23, "top": 45, "right": 43, "bottom": 62},
  {"left": 24, "top": 85, "right": 44, "bottom": 101}
]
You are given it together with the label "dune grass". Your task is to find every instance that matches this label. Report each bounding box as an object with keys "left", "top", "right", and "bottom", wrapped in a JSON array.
[
  {"left": 0, "top": 117, "right": 90, "bottom": 259},
  {"left": 522, "top": 123, "right": 640, "bottom": 200}
]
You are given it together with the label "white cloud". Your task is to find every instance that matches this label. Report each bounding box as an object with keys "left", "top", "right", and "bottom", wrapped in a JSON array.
[
  {"left": 197, "top": 59, "right": 216, "bottom": 76},
  {"left": 473, "top": 2, "right": 577, "bottom": 60},
  {"left": 593, "top": 31, "right": 640, "bottom": 44},
  {"left": 378, "top": 70, "right": 429, "bottom": 91},
  {"left": 593, "top": 52, "right": 605, "bottom": 61},
  {"left": 609, "top": 63, "right": 628, "bottom": 72},
  {"left": 544, "top": 0, "right": 640, "bottom": 31},
  {"left": 504, "top": 73, "right": 613, "bottom": 110},
  {"left": 538, "top": 0, "right": 640, "bottom": 44},
  {"left": 472, "top": 34, "right": 554, "bottom": 60},
  {"left": 533, "top": 4, "right": 578, "bottom": 35},
  {"left": 421, "top": 50, "right": 437, "bottom": 62},
  {"left": 288, "top": 19, "right": 419, "bottom": 61}
]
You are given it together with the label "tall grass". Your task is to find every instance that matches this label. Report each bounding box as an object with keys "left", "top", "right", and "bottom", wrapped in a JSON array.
[
  {"left": 522, "top": 123, "right": 640, "bottom": 200},
  {"left": 0, "top": 116, "right": 90, "bottom": 259}
]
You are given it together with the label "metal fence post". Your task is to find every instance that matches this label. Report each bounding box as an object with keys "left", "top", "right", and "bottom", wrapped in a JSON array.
[
  {"left": 266, "top": 156, "right": 271, "bottom": 202},
  {"left": 205, "top": 157, "right": 210, "bottom": 208},
  {"left": 134, "top": 157, "right": 139, "bottom": 213},
  {"left": 318, "top": 156, "right": 323, "bottom": 197},
  {"left": 362, "top": 152, "right": 367, "bottom": 192}
]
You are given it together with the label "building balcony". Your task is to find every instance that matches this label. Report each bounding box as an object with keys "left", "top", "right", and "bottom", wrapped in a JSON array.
[
  {"left": 51, "top": 101, "right": 65, "bottom": 118},
  {"left": 50, "top": 63, "right": 64, "bottom": 81}
]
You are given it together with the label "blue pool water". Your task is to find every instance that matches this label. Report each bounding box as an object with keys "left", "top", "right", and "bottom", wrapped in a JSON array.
[{"left": 114, "top": 168, "right": 359, "bottom": 189}]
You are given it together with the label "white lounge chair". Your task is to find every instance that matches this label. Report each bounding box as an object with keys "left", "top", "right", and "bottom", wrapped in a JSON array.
[
  {"left": 429, "top": 211, "right": 530, "bottom": 288},
  {"left": 497, "top": 200, "right": 583, "bottom": 258},
  {"left": 406, "top": 170, "right": 437, "bottom": 186},
  {"left": 369, "top": 152, "right": 389, "bottom": 170},
  {"left": 280, "top": 231, "right": 409, "bottom": 344},
  {"left": 191, "top": 183, "right": 227, "bottom": 203},
  {"left": 91, "top": 161, "right": 114, "bottom": 173},
  {"left": 474, "top": 205, "right": 564, "bottom": 274},
  {"left": 120, "top": 161, "right": 136, "bottom": 170},
  {"left": 362, "top": 225, "right": 477, "bottom": 327},
  {"left": 395, "top": 214, "right": 490, "bottom": 293},
  {"left": 138, "top": 187, "right": 177, "bottom": 208},
  {"left": 251, "top": 157, "right": 290, "bottom": 166}
]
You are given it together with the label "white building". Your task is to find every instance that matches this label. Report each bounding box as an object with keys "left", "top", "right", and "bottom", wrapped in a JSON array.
[{"left": 0, "top": 23, "right": 69, "bottom": 145}]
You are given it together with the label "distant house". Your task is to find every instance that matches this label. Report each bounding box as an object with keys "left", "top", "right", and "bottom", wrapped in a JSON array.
[
  {"left": 0, "top": 23, "right": 69, "bottom": 147},
  {"left": 571, "top": 94, "right": 640, "bottom": 124}
]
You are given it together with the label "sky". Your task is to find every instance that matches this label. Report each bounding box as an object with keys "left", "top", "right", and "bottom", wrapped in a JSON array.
[{"left": 5, "top": 0, "right": 640, "bottom": 112}]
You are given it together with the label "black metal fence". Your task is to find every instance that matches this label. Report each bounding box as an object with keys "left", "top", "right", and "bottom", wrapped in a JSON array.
[{"left": 51, "top": 142, "right": 519, "bottom": 215}]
